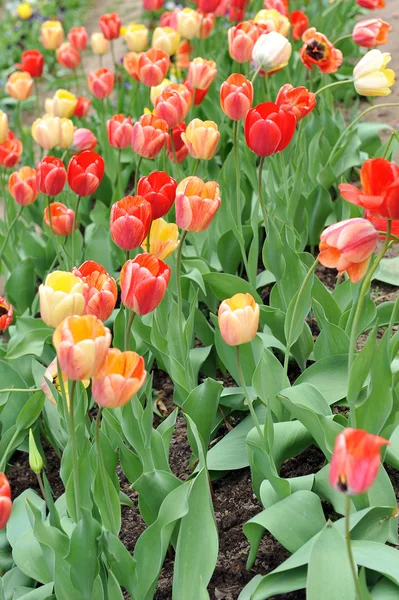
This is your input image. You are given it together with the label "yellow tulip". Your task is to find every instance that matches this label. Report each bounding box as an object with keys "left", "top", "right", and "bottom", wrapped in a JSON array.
[
  {"left": 39, "top": 271, "right": 85, "bottom": 328},
  {"left": 353, "top": 49, "right": 395, "bottom": 96},
  {"left": 142, "top": 218, "right": 179, "bottom": 259},
  {"left": 125, "top": 23, "right": 149, "bottom": 52},
  {"left": 0, "top": 111, "right": 9, "bottom": 144},
  {"left": 45, "top": 89, "right": 78, "bottom": 118},
  {"left": 17, "top": 2, "right": 33, "bottom": 19}
]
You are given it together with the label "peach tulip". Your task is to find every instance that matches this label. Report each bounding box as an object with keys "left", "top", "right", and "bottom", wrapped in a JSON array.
[
  {"left": 187, "top": 57, "right": 217, "bottom": 90},
  {"left": 6, "top": 71, "right": 33, "bottom": 101},
  {"left": 218, "top": 293, "right": 260, "bottom": 346},
  {"left": 175, "top": 176, "right": 221, "bottom": 231},
  {"left": 8, "top": 166, "right": 38, "bottom": 206},
  {"left": 131, "top": 113, "right": 168, "bottom": 159},
  {"left": 154, "top": 84, "right": 191, "bottom": 129},
  {"left": 220, "top": 74, "right": 253, "bottom": 120},
  {"left": 137, "top": 48, "right": 170, "bottom": 87},
  {"left": 181, "top": 119, "right": 220, "bottom": 160},
  {"left": 88, "top": 68, "right": 115, "bottom": 99},
  {"left": 92, "top": 348, "right": 147, "bottom": 408}
]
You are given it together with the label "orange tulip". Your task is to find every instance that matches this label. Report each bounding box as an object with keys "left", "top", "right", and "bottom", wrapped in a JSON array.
[
  {"left": 72, "top": 261, "right": 118, "bottom": 322},
  {"left": 196, "top": 11, "right": 214, "bottom": 39},
  {"left": 88, "top": 68, "right": 115, "bottom": 99},
  {"left": 123, "top": 52, "right": 140, "bottom": 81},
  {"left": 56, "top": 42, "right": 81, "bottom": 70},
  {"left": 0, "top": 132, "right": 23, "bottom": 169},
  {"left": 92, "top": 348, "right": 147, "bottom": 408},
  {"left": 218, "top": 293, "right": 260, "bottom": 346},
  {"left": 137, "top": 48, "right": 170, "bottom": 87},
  {"left": 0, "top": 473, "right": 12, "bottom": 530},
  {"left": 175, "top": 40, "right": 192, "bottom": 70},
  {"left": 353, "top": 18, "right": 391, "bottom": 48},
  {"left": 220, "top": 74, "right": 253, "bottom": 121},
  {"left": 154, "top": 84, "right": 191, "bottom": 129},
  {"left": 300, "top": 27, "right": 343, "bottom": 74},
  {"left": 187, "top": 57, "right": 217, "bottom": 90},
  {"left": 6, "top": 71, "right": 33, "bottom": 101},
  {"left": 142, "top": 218, "right": 179, "bottom": 259},
  {"left": 44, "top": 202, "right": 76, "bottom": 236},
  {"left": 8, "top": 166, "right": 38, "bottom": 206},
  {"left": 275, "top": 84, "right": 316, "bottom": 121},
  {"left": 131, "top": 113, "right": 168, "bottom": 159},
  {"left": 182, "top": 119, "right": 220, "bottom": 160},
  {"left": 290, "top": 10, "right": 309, "bottom": 42},
  {"left": 175, "top": 176, "right": 221, "bottom": 231}
]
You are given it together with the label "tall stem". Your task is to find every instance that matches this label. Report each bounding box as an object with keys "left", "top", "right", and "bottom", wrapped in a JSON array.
[
  {"left": 233, "top": 121, "right": 250, "bottom": 276},
  {"left": 68, "top": 381, "right": 82, "bottom": 522},
  {"left": 117, "top": 148, "right": 122, "bottom": 196},
  {"left": 71, "top": 195, "right": 82, "bottom": 267},
  {"left": 279, "top": 152, "right": 290, "bottom": 206},
  {"left": 169, "top": 127, "right": 181, "bottom": 179},
  {"left": 192, "top": 158, "right": 200, "bottom": 177},
  {"left": 176, "top": 230, "right": 188, "bottom": 343},
  {"left": 46, "top": 197, "right": 63, "bottom": 268},
  {"left": 257, "top": 156, "right": 268, "bottom": 230},
  {"left": 333, "top": 33, "right": 353, "bottom": 45},
  {"left": 132, "top": 156, "right": 143, "bottom": 195},
  {"left": 315, "top": 79, "right": 352, "bottom": 97},
  {"left": 345, "top": 495, "right": 362, "bottom": 600},
  {"left": 34, "top": 79, "right": 41, "bottom": 117},
  {"left": 96, "top": 407, "right": 118, "bottom": 533},
  {"left": 124, "top": 309, "right": 136, "bottom": 351},
  {"left": 235, "top": 346, "right": 263, "bottom": 441},
  {"left": 251, "top": 63, "right": 263, "bottom": 85},
  {"left": 0, "top": 205, "right": 23, "bottom": 265}
]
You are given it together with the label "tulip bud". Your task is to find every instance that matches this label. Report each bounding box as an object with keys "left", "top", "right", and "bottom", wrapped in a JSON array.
[
  {"left": 154, "top": 84, "right": 191, "bottom": 129},
  {"left": 220, "top": 74, "right": 253, "bottom": 121},
  {"left": 0, "top": 297, "right": 13, "bottom": 332},
  {"left": 142, "top": 218, "right": 179, "bottom": 259},
  {"left": 0, "top": 111, "right": 9, "bottom": 144},
  {"left": 8, "top": 166, "right": 38, "bottom": 206},
  {"left": 40, "top": 20, "right": 64, "bottom": 50},
  {"left": 56, "top": 43, "right": 81, "bottom": 70},
  {"left": 187, "top": 57, "right": 217, "bottom": 90},
  {"left": 120, "top": 253, "right": 171, "bottom": 315},
  {"left": 228, "top": 21, "right": 260, "bottom": 64},
  {"left": 88, "top": 68, "right": 115, "bottom": 99},
  {"left": 182, "top": 119, "right": 220, "bottom": 160},
  {"left": 99, "top": 12, "right": 121, "bottom": 40},
  {"left": 72, "top": 261, "right": 117, "bottom": 322},
  {"left": 137, "top": 171, "right": 177, "bottom": 219},
  {"left": 92, "top": 348, "right": 147, "bottom": 408},
  {"left": 16, "top": 49, "right": 44, "bottom": 78},
  {"left": 353, "top": 49, "right": 395, "bottom": 96},
  {"left": 252, "top": 32, "right": 292, "bottom": 74},
  {"left": 107, "top": 114, "right": 134, "bottom": 149},
  {"left": 125, "top": 23, "right": 149, "bottom": 52},
  {"left": 300, "top": 28, "right": 342, "bottom": 74},
  {"left": 68, "top": 26, "right": 89, "bottom": 51},
  {"left": 0, "top": 473, "right": 12, "bottom": 530},
  {"left": 29, "top": 429, "right": 43, "bottom": 475},
  {"left": 44, "top": 202, "right": 75, "bottom": 236},
  {"left": 218, "top": 293, "right": 260, "bottom": 346},
  {"left": 6, "top": 71, "right": 33, "bottom": 101},
  {"left": 91, "top": 32, "right": 110, "bottom": 55},
  {"left": 131, "top": 113, "right": 168, "bottom": 159},
  {"left": 175, "top": 176, "right": 221, "bottom": 231},
  {"left": 110, "top": 195, "right": 152, "bottom": 251},
  {"left": 138, "top": 48, "right": 170, "bottom": 87},
  {"left": 45, "top": 89, "right": 78, "bottom": 118},
  {"left": 67, "top": 150, "right": 105, "bottom": 196},
  {"left": 72, "top": 128, "right": 97, "bottom": 152},
  {"left": 353, "top": 18, "right": 391, "bottom": 48},
  {"left": 36, "top": 156, "right": 67, "bottom": 196},
  {"left": 39, "top": 271, "right": 85, "bottom": 328},
  {"left": 245, "top": 102, "right": 296, "bottom": 156}
]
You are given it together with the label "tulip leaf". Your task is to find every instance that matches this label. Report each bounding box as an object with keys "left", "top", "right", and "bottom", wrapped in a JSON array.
[
  {"left": 183, "top": 378, "right": 222, "bottom": 457},
  {"left": 294, "top": 354, "right": 349, "bottom": 404},
  {"left": 134, "top": 470, "right": 182, "bottom": 526},
  {"left": 252, "top": 348, "right": 290, "bottom": 423},
  {"left": 102, "top": 532, "right": 136, "bottom": 599},
  {"left": 203, "top": 272, "right": 262, "bottom": 303},
  {"left": 15, "top": 391, "right": 45, "bottom": 432},
  {"left": 66, "top": 508, "right": 101, "bottom": 599},
  {"left": 5, "top": 258, "right": 36, "bottom": 314},
  {"left": 372, "top": 577, "right": 399, "bottom": 599}
]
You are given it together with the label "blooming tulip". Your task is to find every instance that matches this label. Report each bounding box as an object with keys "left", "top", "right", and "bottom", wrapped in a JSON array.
[
  {"left": 196, "top": 11, "right": 214, "bottom": 39},
  {"left": 187, "top": 57, "right": 217, "bottom": 91},
  {"left": 176, "top": 8, "right": 200, "bottom": 39},
  {"left": 53, "top": 315, "right": 112, "bottom": 380},
  {"left": 228, "top": 21, "right": 260, "bottom": 63},
  {"left": 137, "top": 48, "right": 170, "bottom": 87},
  {"left": 56, "top": 43, "right": 81, "bottom": 70},
  {"left": 137, "top": 171, "right": 177, "bottom": 219},
  {"left": 67, "top": 151, "right": 105, "bottom": 197},
  {"left": 353, "top": 19, "right": 391, "bottom": 48},
  {"left": 245, "top": 102, "right": 296, "bottom": 156},
  {"left": 220, "top": 74, "right": 253, "bottom": 121},
  {"left": 0, "top": 297, "right": 13, "bottom": 332},
  {"left": 45, "top": 89, "right": 77, "bottom": 118},
  {"left": 142, "top": 218, "right": 179, "bottom": 259},
  {"left": 39, "top": 271, "right": 85, "bottom": 328},
  {"left": 68, "top": 26, "right": 89, "bottom": 51},
  {"left": 300, "top": 28, "right": 343, "bottom": 74},
  {"left": 91, "top": 32, "right": 109, "bottom": 55},
  {"left": 92, "top": 348, "right": 146, "bottom": 408},
  {"left": 0, "top": 132, "right": 23, "bottom": 168},
  {"left": 290, "top": 10, "right": 309, "bottom": 42},
  {"left": 167, "top": 123, "right": 188, "bottom": 163},
  {"left": 88, "top": 68, "right": 115, "bottom": 99},
  {"left": 40, "top": 20, "right": 64, "bottom": 50},
  {"left": 6, "top": 71, "right": 33, "bottom": 101},
  {"left": 72, "top": 128, "right": 97, "bottom": 152},
  {"left": 120, "top": 253, "right": 171, "bottom": 315},
  {"left": 44, "top": 202, "right": 75, "bottom": 236},
  {"left": 8, "top": 166, "right": 37, "bottom": 205},
  {"left": 32, "top": 115, "right": 62, "bottom": 150},
  {"left": 123, "top": 52, "right": 140, "bottom": 81},
  {"left": 107, "top": 114, "right": 133, "bottom": 149},
  {"left": 353, "top": 49, "right": 395, "bottom": 96},
  {"left": 16, "top": 49, "right": 44, "bottom": 78},
  {"left": 0, "top": 112, "right": 8, "bottom": 144},
  {"left": 176, "top": 176, "right": 221, "bottom": 231},
  {"left": 329, "top": 429, "right": 389, "bottom": 495},
  {"left": 252, "top": 32, "right": 292, "bottom": 74},
  {"left": 73, "top": 96, "right": 91, "bottom": 118},
  {"left": 357, "top": 0, "right": 385, "bottom": 8},
  {"left": 72, "top": 261, "right": 117, "bottom": 322},
  {"left": 131, "top": 113, "right": 168, "bottom": 159},
  {"left": 36, "top": 156, "right": 67, "bottom": 196},
  {"left": 275, "top": 84, "right": 316, "bottom": 121},
  {"left": 318, "top": 218, "right": 378, "bottom": 283},
  {"left": 0, "top": 473, "right": 12, "bottom": 529},
  {"left": 125, "top": 23, "right": 149, "bottom": 52},
  {"left": 99, "top": 13, "right": 121, "bottom": 40},
  {"left": 110, "top": 196, "right": 152, "bottom": 251},
  {"left": 154, "top": 85, "right": 191, "bottom": 129},
  {"left": 254, "top": 9, "right": 290, "bottom": 36},
  {"left": 182, "top": 119, "right": 219, "bottom": 160},
  {"left": 218, "top": 293, "right": 259, "bottom": 346},
  {"left": 152, "top": 27, "right": 180, "bottom": 56}
]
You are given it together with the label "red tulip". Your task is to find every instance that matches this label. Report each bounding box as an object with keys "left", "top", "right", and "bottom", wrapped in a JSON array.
[
  {"left": 290, "top": 10, "right": 309, "bottom": 42},
  {"left": 36, "top": 156, "right": 67, "bottom": 196},
  {"left": 0, "top": 297, "right": 13, "bottom": 332},
  {"left": 143, "top": 0, "right": 163, "bottom": 9},
  {"left": 9, "top": 166, "right": 38, "bottom": 205},
  {"left": 154, "top": 84, "right": 191, "bottom": 129},
  {"left": 56, "top": 43, "right": 81, "bottom": 70},
  {"left": 68, "top": 26, "right": 89, "bottom": 51},
  {"left": 0, "top": 473, "right": 12, "bottom": 529},
  {"left": 67, "top": 150, "right": 105, "bottom": 196},
  {"left": 110, "top": 196, "right": 152, "bottom": 251},
  {"left": 107, "top": 114, "right": 134, "bottom": 149},
  {"left": 73, "top": 96, "right": 91, "bottom": 118},
  {"left": 220, "top": 74, "right": 253, "bottom": 120},
  {"left": 244, "top": 102, "right": 296, "bottom": 156},
  {"left": 275, "top": 84, "right": 316, "bottom": 121},
  {"left": 137, "top": 48, "right": 170, "bottom": 87},
  {"left": 120, "top": 253, "right": 171, "bottom": 315},
  {"left": 44, "top": 202, "right": 75, "bottom": 236},
  {"left": 137, "top": 171, "right": 177, "bottom": 219},
  {"left": 16, "top": 49, "right": 44, "bottom": 78},
  {"left": 364, "top": 210, "right": 399, "bottom": 238},
  {"left": 167, "top": 122, "right": 189, "bottom": 163},
  {"left": 88, "top": 68, "right": 114, "bottom": 99},
  {"left": 99, "top": 13, "right": 121, "bottom": 40},
  {"left": 197, "top": 0, "right": 220, "bottom": 12},
  {"left": 131, "top": 114, "right": 168, "bottom": 159},
  {"left": 72, "top": 261, "right": 117, "bottom": 322},
  {"left": 0, "top": 132, "right": 23, "bottom": 169}
]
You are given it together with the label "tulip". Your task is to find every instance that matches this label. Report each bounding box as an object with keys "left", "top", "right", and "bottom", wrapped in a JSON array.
[
  {"left": 142, "top": 218, "right": 179, "bottom": 259},
  {"left": 107, "top": 114, "right": 133, "bottom": 149},
  {"left": 167, "top": 122, "right": 188, "bottom": 163},
  {"left": 353, "top": 18, "right": 391, "bottom": 48},
  {"left": 0, "top": 132, "right": 23, "bottom": 169},
  {"left": 143, "top": 0, "right": 163, "bottom": 9},
  {"left": 198, "top": 0, "right": 221, "bottom": 12},
  {"left": 72, "top": 128, "right": 97, "bottom": 152},
  {"left": 252, "top": 32, "right": 292, "bottom": 74},
  {"left": 357, "top": 0, "right": 385, "bottom": 8},
  {"left": 318, "top": 218, "right": 378, "bottom": 283},
  {"left": 123, "top": 52, "right": 140, "bottom": 81},
  {"left": 16, "top": 49, "right": 44, "bottom": 78},
  {"left": 45, "top": 89, "right": 77, "bottom": 118},
  {"left": 8, "top": 166, "right": 37, "bottom": 206},
  {"left": 6, "top": 71, "right": 33, "bottom": 101},
  {"left": 228, "top": 21, "right": 260, "bottom": 63},
  {"left": 353, "top": 49, "right": 395, "bottom": 97},
  {"left": 177, "top": 8, "right": 200, "bottom": 39},
  {"left": 220, "top": 74, "right": 253, "bottom": 121},
  {"left": 290, "top": 10, "right": 309, "bottom": 42},
  {"left": 175, "top": 40, "right": 192, "bottom": 70},
  {"left": 365, "top": 211, "right": 399, "bottom": 238},
  {"left": 88, "top": 68, "right": 115, "bottom": 99},
  {"left": 73, "top": 96, "right": 91, "bottom": 118},
  {"left": 339, "top": 158, "right": 399, "bottom": 220},
  {"left": 329, "top": 428, "right": 389, "bottom": 495},
  {"left": 264, "top": 0, "right": 288, "bottom": 15},
  {"left": 125, "top": 23, "right": 149, "bottom": 52},
  {"left": 72, "top": 261, "right": 118, "bottom": 322},
  {"left": 154, "top": 84, "right": 191, "bottom": 129},
  {"left": 59, "top": 118, "right": 75, "bottom": 149},
  {"left": 53, "top": 315, "right": 112, "bottom": 380},
  {"left": 137, "top": 171, "right": 177, "bottom": 219},
  {"left": 68, "top": 26, "right": 89, "bottom": 51},
  {"left": 187, "top": 57, "right": 217, "bottom": 91},
  {"left": 99, "top": 13, "right": 121, "bottom": 40},
  {"left": 0, "top": 473, "right": 12, "bottom": 530},
  {"left": 275, "top": 84, "right": 316, "bottom": 121},
  {"left": 0, "top": 111, "right": 8, "bottom": 144},
  {"left": 0, "top": 297, "right": 13, "bottom": 332},
  {"left": 110, "top": 195, "right": 152, "bottom": 251},
  {"left": 229, "top": 5, "right": 246, "bottom": 22},
  {"left": 300, "top": 28, "right": 343, "bottom": 74},
  {"left": 40, "top": 20, "right": 64, "bottom": 50},
  {"left": 120, "top": 253, "right": 171, "bottom": 315},
  {"left": 175, "top": 176, "right": 221, "bottom": 231},
  {"left": 254, "top": 9, "right": 290, "bottom": 36},
  {"left": 244, "top": 102, "right": 296, "bottom": 156},
  {"left": 218, "top": 293, "right": 260, "bottom": 346},
  {"left": 182, "top": 119, "right": 219, "bottom": 161},
  {"left": 137, "top": 48, "right": 170, "bottom": 87},
  {"left": 150, "top": 78, "right": 171, "bottom": 105},
  {"left": 41, "top": 357, "right": 90, "bottom": 407},
  {"left": 131, "top": 113, "right": 168, "bottom": 159},
  {"left": 44, "top": 202, "right": 75, "bottom": 236},
  {"left": 39, "top": 271, "right": 85, "bottom": 328},
  {"left": 56, "top": 43, "right": 81, "bottom": 70},
  {"left": 36, "top": 156, "right": 67, "bottom": 196},
  {"left": 196, "top": 11, "right": 214, "bottom": 39},
  {"left": 17, "top": 2, "right": 32, "bottom": 19},
  {"left": 152, "top": 26, "right": 180, "bottom": 56},
  {"left": 67, "top": 151, "right": 105, "bottom": 196},
  {"left": 32, "top": 115, "right": 62, "bottom": 150},
  {"left": 92, "top": 348, "right": 147, "bottom": 408},
  {"left": 91, "top": 32, "right": 109, "bottom": 55}
]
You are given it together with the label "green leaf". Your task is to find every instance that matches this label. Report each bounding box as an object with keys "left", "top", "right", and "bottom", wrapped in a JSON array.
[
  {"left": 15, "top": 392, "right": 45, "bottom": 432},
  {"left": 5, "top": 258, "right": 36, "bottom": 314},
  {"left": 203, "top": 272, "right": 262, "bottom": 303},
  {"left": 0, "top": 361, "right": 29, "bottom": 433},
  {"left": 12, "top": 583, "right": 54, "bottom": 599},
  {"left": 352, "top": 540, "right": 399, "bottom": 586},
  {"left": 12, "top": 529, "right": 52, "bottom": 584},
  {"left": 295, "top": 354, "right": 349, "bottom": 404},
  {"left": 66, "top": 509, "right": 101, "bottom": 599},
  {"left": 375, "top": 257, "right": 399, "bottom": 286},
  {"left": 347, "top": 327, "right": 376, "bottom": 406},
  {"left": 93, "top": 465, "right": 121, "bottom": 535},
  {"left": 284, "top": 262, "right": 316, "bottom": 349},
  {"left": 102, "top": 532, "right": 136, "bottom": 599},
  {"left": 1, "top": 568, "right": 33, "bottom": 600},
  {"left": 252, "top": 348, "right": 290, "bottom": 422},
  {"left": 183, "top": 379, "right": 222, "bottom": 457},
  {"left": 6, "top": 325, "right": 52, "bottom": 360},
  {"left": 107, "top": 571, "right": 124, "bottom": 600},
  {"left": 372, "top": 577, "right": 399, "bottom": 599},
  {"left": 134, "top": 470, "right": 182, "bottom": 526}
]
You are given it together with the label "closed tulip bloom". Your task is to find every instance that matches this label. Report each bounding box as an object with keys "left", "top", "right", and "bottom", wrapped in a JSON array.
[
  {"left": 0, "top": 297, "right": 13, "bottom": 332},
  {"left": 110, "top": 195, "right": 152, "bottom": 250},
  {"left": 107, "top": 114, "right": 133, "bottom": 149},
  {"left": 142, "top": 218, "right": 179, "bottom": 259},
  {"left": 143, "top": 0, "right": 163, "bottom": 9},
  {"left": 0, "top": 473, "right": 12, "bottom": 530},
  {"left": 91, "top": 32, "right": 109, "bottom": 55},
  {"left": 319, "top": 218, "right": 378, "bottom": 282},
  {"left": 252, "top": 32, "right": 292, "bottom": 74},
  {"left": 125, "top": 23, "right": 149, "bottom": 52},
  {"left": 68, "top": 26, "right": 89, "bottom": 51},
  {"left": 59, "top": 118, "right": 75, "bottom": 149},
  {"left": 74, "top": 96, "right": 91, "bottom": 118},
  {"left": 254, "top": 9, "right": 290, "bottom": 36},
  {"left": 182, "top": 119, "right": 220, "bottom": 160},
  {"left": 123, "top": 52, "right": 140, "bottom": 81},
  {"left": 245, "top": 102, "right": 296, "bottom": 156},
  {"left": 92, "top": 348, "right": 146, "bottom": 408},
  {"left": 6, "top": 71, "right": 33, "bottom": 101},
  {"left": 220, "top": 74, "right": 253, "bottom": 121},
  {"left": 150, "top": 78, "right": 171, "bottom": 105},
  {"left": 218, "top": 293, "right": 259, "bottom": 346},
  {"left": 353, "top": 49, "right": 395, "bottom": 96},
  {"left": 177, "top": 8, "right": 200, "bottom": 39},
  {"left": 39, "top": 271, "right": 85, "bottom": 328},
  {"left": 32, "top": 115, "right": 62, "bottom": 150},
  {"left": 353, "top": 18, "right": 391, "bottom": 48},
  {"left": 137, "top": 171, "right": 177, "bottom": 219},
  {"left": 120, "top": 253, "right": 171, "bottom": 315},
  {"left": 339, "top": 158, "right": 399, "bottom": 220},
  {"left": 152, "top": 26, "right": 180, "bottom": 56},
  {"left": 131, "top": 113, "right": 168, "bottom": 159},
  {"left": 67, "top": 151, "right": 105, "bottom": 196},
  {"left": 56, "top": 43, "right": 81, "bottom": 70},
  {"left": 357, "top": 0, "right": 385, "bottom": 8},
  {"left": 88, "top": 68, "right": 115, "bottom": 99},
  {"left": 8, "top": 166, "right": 37, "bottom": 206},
  {"left": 300, "top": 28, "right": 343, "bottom": 74},
  {"left": 275, "top": 84, "right": 316, "bottom": 121},
  {"left": 187, "top": 57, "right": 217, "bottom": 90},
  {"left": 45, "top": 89, "right": 78, "bottom": 118},
  {"left": 16, "top": 49, "right": 44, "bottom": 78},
  {"left": 176, "top": 176, "right": 221, "bottom": 231},
  {"left": 44, "top": 202, "right": 75, "bottom": 235},
  {"left": 53, "top": 315, "right": 112, "bottom": 380},
  {"left": 72, "top": 261, "right": 117, "bottom": 322},
  {"left": 196, "top": 11, "right": 214, "bottom": 39},
  {"left": 0, "top": 111, "right": 8, "bottom": 144},
  {"left": 41, "top": 20, "right": 64, "bottom": 50},
  {"left": 167, "top": 122, "right": 188, "bottom": 163},
  {"left": 154, "top": 85, "right": 191, "bottom": 129},
  {"left": 100, "top": 13, "right": 121, "bottom": 40},
  {"left": 0, "top": 132, "right": 23, "bottom": 169},
  {"left": 290, "top": 10, "right": 309, "bottom": 42},
  {"left": 36, "top": 156, "right": 67, "bottom": 196},
  {"left": 138, "top": 48, "right": 170, "bottom": 87},
  {"left": 228, "top": 21, "right": 260, "bottom": 63},
  {"left": 329, "top": 428, "right": 389, "bottom": 495},
  {"left": 72, "top": 128, "right": 97, "bottom": 152}
]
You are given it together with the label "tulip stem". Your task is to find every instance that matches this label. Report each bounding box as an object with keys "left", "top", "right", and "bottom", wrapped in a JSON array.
[
  {"left": 34, "top": 79, "right": 41, "bottom": 117},
  {"left": 251, "top": 64, "right": 263, "bottom": 86},
  {"left": 0, "top": 388, "right": 41, "bottom": 393},
  {"left": 233, "top": 120, "right": 250, "bottom": 280},
  {"left": 192, "top": 159, "right": 200, "bottom": 177},
  {"left": 124, "top": 309, "right": 136, "bottom": 351},
  {"left": 235, "top": 346, "right": 264, "bottom": 441},
  {"left": 169, "top": 127, "right": 181, "bottom": 179},
  {"left": 382, "top": 130, "right": 399, "bottom": 160},
  {"left": 71, "top": 195, "right": 81, "bottom": 267},
  {"left": 117, "top": 149, "right": 122, "bottom": 197},
  {"left": 314, "top": 79, "right": 352, "bottom": 97},
  {"left": 257, "top": 156, "right": 268, "bottom": 229},
  {"left": 95, "top": 407, "right": 118, "bottom": 534},
  {"left": 36, "top": 472, "right": 47, "bottom": 504},
  {"left": 0, "top": 205, "right": 23, "bottom": 266},
  {"left": 132, "top": 156, "right": 143, "bottom": 195},
  {"left": 176, "top": 229, "right": 188, "bottom": 344},
  {"left": 345, "top": 495, "right": 362, "bottom": 600},
  {"left": 46, "top": 197, "right": 63, "bottom": 269},
  {"left": 264, "top": 74, "right": 271, "bottom": 102},
  {"left": 333, "top": 33, "right": 353, "bottom": 46},
  {"left": 68, "top": 380, "right": 82, "bottom": 522},
  {"left": 279, "top": 152, "right": 290, "bottom": 206}
]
